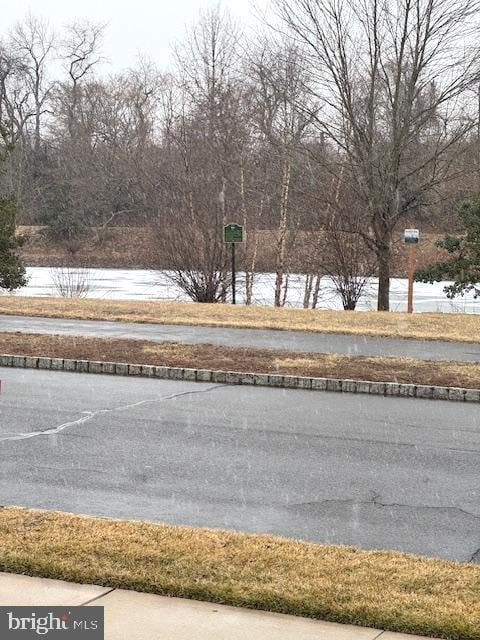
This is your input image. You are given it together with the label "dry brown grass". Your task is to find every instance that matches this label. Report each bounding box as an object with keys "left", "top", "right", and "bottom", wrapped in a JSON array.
[
  {"left": 0, "top": 507, "right": 478, "bottom": 639},
  {"left": 1, "top": 332, "right": 479, "bottom": 389},
  {"left": 1, "top": 296, "right": 479, "bottom": 343},
  {"left": 271, "top": 354, "right": 480, "bottom": 389}
]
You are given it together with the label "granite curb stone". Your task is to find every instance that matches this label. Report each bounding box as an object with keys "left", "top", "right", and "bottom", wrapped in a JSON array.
[{"left": 0, "top": 354, "right": 477, "bottom": 403}]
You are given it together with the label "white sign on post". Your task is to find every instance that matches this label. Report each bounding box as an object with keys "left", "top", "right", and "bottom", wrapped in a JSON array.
[{"left": 404, "top": 229, "right": 420, "bottom": 244}]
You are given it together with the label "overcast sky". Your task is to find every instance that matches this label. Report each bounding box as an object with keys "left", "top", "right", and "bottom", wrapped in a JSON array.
[{"left": 1, "top": 0, "right": 268, "bottom": 72}]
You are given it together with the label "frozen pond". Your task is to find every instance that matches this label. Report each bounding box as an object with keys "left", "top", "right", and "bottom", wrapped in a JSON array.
[{"left": 5, "top": 267, "right": 479, "bottom": 313}]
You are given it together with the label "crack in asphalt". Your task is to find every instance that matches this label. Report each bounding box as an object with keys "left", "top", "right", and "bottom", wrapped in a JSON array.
[
  {"left": 291, "top": 493, "right": 480, "bottom": 522},
  {"left": 469, "top": 547, "right": 480, "bottom": 563},
  {"left": 0, "top": 384, "right": 226, "bottom": 442}
]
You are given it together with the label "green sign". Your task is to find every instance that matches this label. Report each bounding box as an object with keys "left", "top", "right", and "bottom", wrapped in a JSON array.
[{"left": 224, "top": 223, "right": 243, "bottom": 243}]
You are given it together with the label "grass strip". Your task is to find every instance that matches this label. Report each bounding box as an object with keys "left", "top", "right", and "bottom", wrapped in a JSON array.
[
  {"left": 0, "top": 296, "right": 479, "bottom": 343},
  {"left": 1, "top": 331, "right": 479, "bottom": 389},
  {"left": 0, "top": 508, "right": 478, "bottom": 639}
]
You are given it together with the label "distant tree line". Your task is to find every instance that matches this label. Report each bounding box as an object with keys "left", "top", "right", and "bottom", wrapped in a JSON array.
[{"left": 1, "top": 2, "right": 480, "bottom": 308}]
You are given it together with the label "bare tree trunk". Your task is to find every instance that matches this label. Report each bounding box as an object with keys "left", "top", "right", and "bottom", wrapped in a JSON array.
[
  {"left": 239, "top": 161, "right": 256, "bottom": 305},
  {"left": 246, "top": 160, "right": 269, "bottom": 305},
  {"left": 377, "top": 247, "right": 391, "bottom": 311},
  {"left": 312, "top": 273, "right": 322, "bottom": 309},
  {"left": 219, "top": 177, "right": 228, "bottom": 302},
  {"left": 34, "top": 90, "right": 41, "bottom": 158},
  {"left": 303, "top": 273, "right": 313, "bottom": 308},
  {"left": 281, "top": 272, "right": 289, "bottom": 306},
  {"left": 477, "top": 82, "right": 480, "bottom": 191},
  {"left": 245, "top": 234, "right": 259, "bottom": 305},
  {"left": 274, "top": 157, "right": 291, "bottom": 306}
]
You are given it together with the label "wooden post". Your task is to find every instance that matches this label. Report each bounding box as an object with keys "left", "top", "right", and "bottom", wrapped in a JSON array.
[{"left": 407, "top": 243, "right": 415, "bottom": 314}]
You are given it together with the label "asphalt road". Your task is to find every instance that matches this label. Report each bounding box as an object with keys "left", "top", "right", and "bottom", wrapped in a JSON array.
[
  {"left": 1, "top": 314, "right": 479, "bottom": 361},
  {"left": 0, "top": 368, "right": 478, "bottom": 562}
]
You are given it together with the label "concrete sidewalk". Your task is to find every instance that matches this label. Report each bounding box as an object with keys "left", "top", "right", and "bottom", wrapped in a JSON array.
[{"left": 0, "top": 573, "right": 440, "bottom": 640}]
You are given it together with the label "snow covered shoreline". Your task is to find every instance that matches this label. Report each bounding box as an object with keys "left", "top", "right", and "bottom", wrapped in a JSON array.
[{"left": 6, "top": 267, "right": 479, "bottom": 314}]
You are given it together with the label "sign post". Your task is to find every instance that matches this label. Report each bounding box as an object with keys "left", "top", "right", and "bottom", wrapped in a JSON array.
[
  {"left": 404, "top": 229, "right": 420, "bottom": 314},
  {"left": 223, "top": 223, "right": 244, "bottom": 304}
]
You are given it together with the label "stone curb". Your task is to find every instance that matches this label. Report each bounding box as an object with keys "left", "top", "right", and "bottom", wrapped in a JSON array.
[{"left": 0, "top": 354, "right": 479, "bottom": 403}]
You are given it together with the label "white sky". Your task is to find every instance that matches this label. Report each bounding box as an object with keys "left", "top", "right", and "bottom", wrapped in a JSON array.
[{"left": 1, "top": 0, "right": 269, "bottom": 73}]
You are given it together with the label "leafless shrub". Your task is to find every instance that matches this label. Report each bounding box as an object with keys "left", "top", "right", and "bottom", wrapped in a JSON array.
[
  {"left": 50, "top": 265, "right": 92, "bottom": 298},
  {"left": 156, "top": 224, "right": 228, "bottom": 303},
  {"left": 323, "top": 229, "right": 375, "bottom": 311}
]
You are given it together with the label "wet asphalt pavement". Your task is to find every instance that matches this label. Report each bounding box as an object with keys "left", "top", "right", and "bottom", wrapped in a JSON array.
[
  {"left": 0, "top": 368, "right": 478, "bottom": 563},
  {"left": 0, "top": 314, "right": 479, "bottom": 361}
]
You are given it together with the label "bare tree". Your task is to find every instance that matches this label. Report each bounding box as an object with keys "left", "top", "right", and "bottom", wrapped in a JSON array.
[
  {"left": 37, "top": 21, "right": 106, "bottom": 242},
  {"left": 58, "top": 20, "right": 105, "bottom": 137},
  {"left": 158, "top": 8, "right": 255, "bottom": 303},
  {"left": 273, "top": 0, "right": 480, "bottom": 310},
  {"left": 0, "top": 44, "right": 33, "bottom": 207},
  {"left": 251, "top": 41, "right": 315, "bottom": 305},
  {"left": 10, "top": 15, "right": 55, "bottom": 159},
  {"left": 0, "top": 45, "right": 33, "bottom": 145}
]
